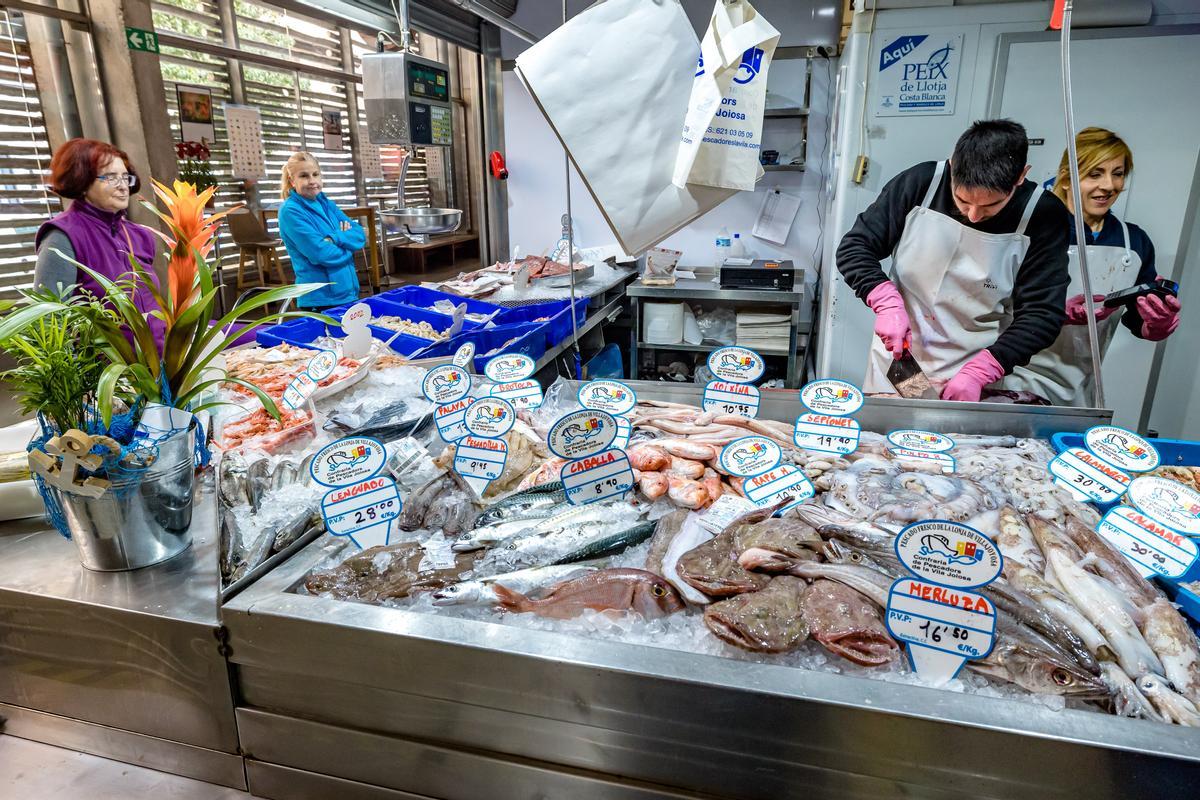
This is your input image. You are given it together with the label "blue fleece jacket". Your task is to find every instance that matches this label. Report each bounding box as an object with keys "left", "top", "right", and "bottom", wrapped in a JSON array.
[{"left": 278, "top": 191, "right": 366, "bottom": 308}]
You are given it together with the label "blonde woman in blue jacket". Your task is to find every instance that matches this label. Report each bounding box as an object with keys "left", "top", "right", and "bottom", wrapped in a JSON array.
[{"left": 278, "top": 151, "right": 365, "bottom": 311}]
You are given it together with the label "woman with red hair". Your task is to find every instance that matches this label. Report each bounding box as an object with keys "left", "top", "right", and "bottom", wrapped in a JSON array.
[{"left": 34, "top": 138, "right": 165, "bottom": 347}]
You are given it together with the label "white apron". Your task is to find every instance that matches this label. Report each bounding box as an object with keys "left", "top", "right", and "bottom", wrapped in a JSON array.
[
  {"left": 1003, "top": 218, "right": 1141, "bottom": 406},
  {"left": 864, "top": 161, "right": 1044, "bottom": 394}
]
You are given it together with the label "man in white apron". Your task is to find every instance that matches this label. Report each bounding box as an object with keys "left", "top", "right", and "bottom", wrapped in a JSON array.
[{"left": 836, "top": 120, "right": 1071, "bottom": 402}]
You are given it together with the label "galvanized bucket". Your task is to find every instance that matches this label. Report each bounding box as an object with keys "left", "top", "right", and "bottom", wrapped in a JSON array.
[{"left": 54, "top": 425, "right": 197, "bottom": 571}]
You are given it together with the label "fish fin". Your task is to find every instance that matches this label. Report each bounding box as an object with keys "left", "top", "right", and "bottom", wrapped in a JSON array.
[{"left": 492, "top": 583, "right": 533, "bottom": 613}]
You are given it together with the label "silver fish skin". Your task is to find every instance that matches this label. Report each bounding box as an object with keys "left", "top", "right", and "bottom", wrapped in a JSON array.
[
  {"left": 969, "top": 630, "right": 1112, "bottom": 699},
  {"left": 1100, "top": 663, "right": 1163, "bottom": 722},
  {"left": 431, "top": 565, "right": 597, "bottom": 606},
  {"left": 783, "top": 560, "right": 893, "bottom": 607},
  {"left": 218, "top": 451, "right": 250, "bottom": 508},
  {"left": 1142, "top": 598, "right": 1200, "bottom": 706},
  {"left": 473, "top": 483, "right": 566, "bottom": 527},
  {"left": 483, "top": 504, "right": 640, "bottom": 570},
  {"left": 985, "top": 578, "right": 1099, "bottom": 675},
  {"left": 1138, "top": 674, "right": 1200, "bottom": 727},
  {"left": 452, "top": 511, "right": 558, "bottom": 551},
  {"left": 1005, "top": 562, "right": 1113, "bottom": 663}
]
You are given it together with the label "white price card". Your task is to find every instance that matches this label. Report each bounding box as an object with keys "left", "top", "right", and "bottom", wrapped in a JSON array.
[
  {"left": 422, "top": 364, "right": 472, "bottom": 404},
  {"left": 464, "top": 398, "right": 516, "bottom": 438},
  {"left": 283, "top": 349, "right": 337, "bottom": 410},
  {"left": 1127, "top": 476, "right": 1200, "bottom": 537},
  {"left": 702, "top": 380, "right": 761, "bottom": 418},
  {"left": 309, "top": 436, "right": 387, "bottom": 487},
  {"left": 743, "top": 465, "right": 815, "bottom": 513},
  {"left": 793, "top": 412, "right": 861, "bottom": 456},
  {"left": 435, "top": 399, "right": 471, "bottom": 443},
  {"left": 612, "top": 416, "right": 632, "bottom": 451},
  {"left": 320, "top": 475, "right": 402, "bottom": 549},
  {"left": 453, "top": 435, "right": 508, "bottom": 497},
  {"left": 1097, "top": 505, "right": 1200, "bottom": 580},
  {"left": 578, "top": 380, "right": 638, "bottom": 416},
  {"left": 886, "top": 577, "right": 996, "bottom": 687},
  {"left": 1048, "top": 447, "right": 1130, "bottom": 504},
  {"left": 548, "top": 409, "right": 619, "bottom": 460},
  {"left": 452, "top": 341, "right": 475, "bottom": 367},
  {"left": 489, "top": 379, "right": 544, "bottom": 410},
  {"left": 888, "top": 446, "right": 955, "bottom": 474},
  {"left": 1084, "top": 425, "right": 1160, "bottom": 472},
  {"left": 894, "top": 520, "right": 1002, "bottom": 589},
  {"left": 484, "top": 353, "right": 535, "bottom": 382},
  {"left": 887, "top": 430, "right": 955, "bottom": 453},
  {"left": 698, "top": 493, "right": 756, "bottom": 534},
  {"left": 708, "top": 346, "right": 765, "bottom": 384},
  {"left": 719, "top": 436, "right": 782, "bottom": 478},
  {"left": 800, "top": 379, "right": 864, "bottom": 416},
  {"left": 560, "top": 448, "right": 635, "bottom": 506}
]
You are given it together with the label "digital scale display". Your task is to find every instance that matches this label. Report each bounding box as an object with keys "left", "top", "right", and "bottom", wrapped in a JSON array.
[{"left": 408, "top": 62, "right": 449, "bottom": 102}]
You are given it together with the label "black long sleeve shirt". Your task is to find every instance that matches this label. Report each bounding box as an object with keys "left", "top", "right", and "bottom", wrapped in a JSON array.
[{"left": 835, "top": 161, "right": 1070, "bottom": 373}]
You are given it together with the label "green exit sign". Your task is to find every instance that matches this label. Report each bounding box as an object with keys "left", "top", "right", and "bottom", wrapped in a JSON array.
[{"left": 126, "top": 26, "right": 159, "bottom": 53}]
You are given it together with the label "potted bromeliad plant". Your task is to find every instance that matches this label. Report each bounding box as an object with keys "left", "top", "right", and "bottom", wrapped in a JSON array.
[{"left": 0, "top": 180, "right": 324, "bottom": 570}]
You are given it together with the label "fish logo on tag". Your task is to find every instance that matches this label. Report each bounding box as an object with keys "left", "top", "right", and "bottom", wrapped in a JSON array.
[
  {"left": 452, "top": 341, "right": 475, "bottom": 368},
  {"left": 708, "top": 346, "right": 765, "bottom": 384},
  {"left": 800, "top": 379, "right": 864, "bottom": 416},
  {"left": 484, "top": 353, "right": 534, "bottom": 382},
  {"left": 1128, "top": 476, "right": 1200, "bottom": 536},
  {"left": 422, "top": 364, "right": 472, "bottom": 404},
  {"left": 310, "top": 436, "right": 386, "bottom": 488},
  {"left": 894, "top": 520, "right": 1002, "bottom": 589},
  {"left": 464, "top": 398, "right": 515, "bottom": 438},
  {"left": 1084, "top": 425, "right": 1160, "bottom": 472},
  {"left": 548, "top": 409, "right": 617, "bottom": 460},
  {"left": 719, "top": 436, "right": 781, "bottom": 478},
  {"left": 733, "top": 46, "right": 765, "bottom": 85},
  {"left": 578, "top": 380, "right": 637, "bottom": 416},
  {"left": 306, "top": 350, "right": 337, "bottom": 382},
  {"left": 887, "top": 429, "right": 954, "bottom": 453}
]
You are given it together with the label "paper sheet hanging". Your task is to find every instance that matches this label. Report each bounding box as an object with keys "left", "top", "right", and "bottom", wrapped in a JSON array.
[{"left": 752, "top": 188, "right": 801, "bottom": 245}]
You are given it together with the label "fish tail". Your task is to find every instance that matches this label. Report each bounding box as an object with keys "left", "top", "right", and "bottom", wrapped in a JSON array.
[{"left": 492, "top": 583, "right": 533, "bottom": 613}]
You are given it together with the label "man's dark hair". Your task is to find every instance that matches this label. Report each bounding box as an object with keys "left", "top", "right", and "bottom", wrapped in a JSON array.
[{"left": 950, "top": 119, "right": 1029, "bottom": 192}]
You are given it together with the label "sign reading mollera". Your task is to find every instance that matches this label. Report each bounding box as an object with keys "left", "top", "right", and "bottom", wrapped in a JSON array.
[
  {"left": 548, "top": 409, "right": 618, "bottom": 460},
  {"left": 702, "top": 380, "right": 761, "bottom": 418}
]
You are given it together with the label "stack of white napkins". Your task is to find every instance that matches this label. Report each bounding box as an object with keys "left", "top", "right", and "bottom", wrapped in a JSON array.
[{"left": 736, "top": 311, "right": 791, "bottom": 352}]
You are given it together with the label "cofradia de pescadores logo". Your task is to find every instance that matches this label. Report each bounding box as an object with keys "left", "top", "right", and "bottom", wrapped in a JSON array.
[
  {"left": 327, "top": 443, "right": 369, "bottom": 469},
  {"left": 591, "top": 385, "right": 626, "bottom": 403},
  {"left": 431, "top": 369, "right": 463, "bottom": 391},
  {"left": 696, "top": 46, "right": 766, "bottom": 84},
  {"left": 918, "top": 532, "right": 984, "bottom": 566},
  {"left": 732, "top": 441, "right": 767, "bottom": 466},
  {"left": 562, "top": 417, "right": 603, "bottom": 445},
  {"left": 474, "top": 404, "right": 508, "bottom": 424}
]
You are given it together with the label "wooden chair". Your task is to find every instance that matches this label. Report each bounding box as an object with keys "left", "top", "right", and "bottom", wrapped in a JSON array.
[{"left": 227, "top": 208, "right": 286, "bottom": 288}]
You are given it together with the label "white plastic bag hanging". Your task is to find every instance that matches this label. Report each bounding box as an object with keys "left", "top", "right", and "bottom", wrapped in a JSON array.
[{"left": 674, "top": 0, "right": 780, "bottom": 192}]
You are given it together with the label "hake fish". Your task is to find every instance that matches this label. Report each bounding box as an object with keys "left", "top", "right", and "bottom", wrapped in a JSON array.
[
  {"left": 801, "top": 579, "right": 899, "bottom": 667},
  {"left": 494, "top": 568, "right": 685, "bottom": 620},
  {"left": 431, "top": 565, "right": 597, "bottom": 606},
  {"left": 703, "top": 576, "right": 809, "bottom": 653},
  {"left": 969, "top": 620, "right": 1113, "bottom": 699}
]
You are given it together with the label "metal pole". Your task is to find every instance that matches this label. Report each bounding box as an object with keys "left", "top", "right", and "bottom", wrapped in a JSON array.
[
  {"left": 562, "top": 0, "right": 579, "bottom": 378},
  {"left": 1060, "top": 0, "right": 1105, "bottom": 408}
]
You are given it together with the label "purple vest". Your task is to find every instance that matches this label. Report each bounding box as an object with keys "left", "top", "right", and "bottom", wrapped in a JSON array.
[{"left": 36, "top": 201, "right": 167, "bottom": 353}]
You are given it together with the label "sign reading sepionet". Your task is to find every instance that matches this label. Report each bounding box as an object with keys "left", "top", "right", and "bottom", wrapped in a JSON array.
[
  {"left": 793, "top": 379, "right": 863, "bottom": 456},
  {"left": 312, "top": 436, "right": 401, "bottom": 549}
]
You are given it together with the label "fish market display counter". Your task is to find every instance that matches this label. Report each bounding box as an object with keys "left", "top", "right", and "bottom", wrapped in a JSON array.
[
  {"left": 0, "top": 485, "right": 245, "bottom": 789},
  {"left": 221, "top": 387, "right": 1200, "bottom": 800}
]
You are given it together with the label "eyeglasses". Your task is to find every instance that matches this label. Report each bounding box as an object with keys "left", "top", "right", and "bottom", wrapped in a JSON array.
[{"left": 96, "top": 173, "right": 135, "bottom": 187}]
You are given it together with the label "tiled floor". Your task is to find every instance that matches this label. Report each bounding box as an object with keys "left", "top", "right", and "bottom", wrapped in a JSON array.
[{"left": 0, "top": 736, "right": 255, "bottom": 800}]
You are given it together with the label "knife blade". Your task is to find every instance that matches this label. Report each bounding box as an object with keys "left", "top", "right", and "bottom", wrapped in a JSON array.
[{"left": 886, "top": 350, "right": 940, "bottom": 400}]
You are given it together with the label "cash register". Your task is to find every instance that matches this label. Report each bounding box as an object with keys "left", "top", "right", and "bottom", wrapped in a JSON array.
[{"left": 719, "top": 258, "right": 796, "bottom": 291}]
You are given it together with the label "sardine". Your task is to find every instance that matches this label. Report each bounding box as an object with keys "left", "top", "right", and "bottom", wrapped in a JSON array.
[
  {"left": 801, "top": 579, "right": 899, "bottom": 667},
  {"left": 1143, "top": 598, "right": 1200, "bottom": 705},
  {"left": 431, "top": 565, "right": 597, "bottom": 606},
  {"left": 494, "top": 568, "right": 685, "bottom": 619},
  {"left": 551, "top": 520, "right": 657, "bottom": 564},
  {"left": 704, "top": 576, "right": 809, "bottom": 653},
  {"left": 1138, "top": 674, "right": 1200, "bottom": 726},
  {"left": 218, "top": 451, "right": 250, "bottom": 508}
]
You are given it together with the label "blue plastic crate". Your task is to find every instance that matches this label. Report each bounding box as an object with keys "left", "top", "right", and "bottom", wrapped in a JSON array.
[
  {"left": 324, "top": 296, "right": 482, "bottom": 342},
  {"left": 417, "top": 322, "right": 547, "bottom": 373},
  {"left": 379, "top": 286, "right": 503, "bottom": 321},
  {"left": 255, "top": 315, "right": 430, "bottom": 356},
  {"left": 1164, "top": 582, "right": 1200, "bottom": 629},
  {"left": 492, "top": 298, "right": 589, "bottom": 346}
]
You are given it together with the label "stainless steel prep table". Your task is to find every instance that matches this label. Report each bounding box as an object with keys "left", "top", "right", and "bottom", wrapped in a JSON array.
[
  {"left": 0, "top": 483, "right": 245, "bottom": 789},
  {"left": 220, "top": 386, "right": 1200, "bottom": 800}
]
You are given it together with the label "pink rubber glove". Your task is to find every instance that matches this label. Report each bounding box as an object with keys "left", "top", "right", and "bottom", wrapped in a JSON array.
[
  {"left": 866, "top": 281, "right": 911, "bottom": 359},
  {"left": 1064, "top": 294, "right": 1117, "bottom": 325},
  {"left": 1137, "top": 293, "right": 1181, "bottom": 341},
  {"left": 941, "top": 350, "right": 1005, "bottom": 402}
]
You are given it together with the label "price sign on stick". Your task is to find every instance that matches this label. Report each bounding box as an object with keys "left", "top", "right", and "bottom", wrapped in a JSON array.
[
  {"left": 312, "top": 437, "right": 400, "bottom": 549},
  {"left": 560, "top": 449, "right": 634, "bottom": 505}
]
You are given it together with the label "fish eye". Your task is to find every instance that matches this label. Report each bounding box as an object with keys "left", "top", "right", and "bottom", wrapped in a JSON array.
[
  {"left": 652, "top": 584, "right": 666, "bottom": 597},
  {"left": 850, "top": 553, "right": 862, "bottom": 563},
  {"left": 1051, "top": 668, "right": 1075, "bottom": 686}
]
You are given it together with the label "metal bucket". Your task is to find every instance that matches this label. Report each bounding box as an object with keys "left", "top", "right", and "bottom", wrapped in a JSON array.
[{"left": 54, "top": 425, "right": 197, "bottom": 571}]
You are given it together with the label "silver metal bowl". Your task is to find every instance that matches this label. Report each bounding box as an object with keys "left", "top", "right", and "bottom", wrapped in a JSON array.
[{"left": 381, "top": 207, "right": 462, "bottom": 236}]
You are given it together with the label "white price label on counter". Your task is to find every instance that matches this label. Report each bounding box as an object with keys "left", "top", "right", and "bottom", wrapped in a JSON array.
[
  {"left": 887, "top": 429, "right": 955, "bottom": 453},
  {"left": 743, "top": 465, "right": 815, "bottom": 513},
  {"left": 702, "top": 380, "right": 761, "bottom": 418},
  {"left": 708, "top": 346, "right": 765, "bottom": 384},
  {"left": 612, "top": 416, "right": 632, "bottom": 451},
  {"left": 894, "top": 520, "right": 1003, "bottom": 589},
  {"left": 793, "top": 413, "right": 861, "bottom": 455},
  {"left": 1128, "top": 476, "right": 1200, "bottom": 537},
  {"left": 548, "top": 409, "right": 619, "bottom": 460},
  {"left": 561, "top": 449, "right": 635, "bottom": 505},
  {"left": 489, "top": 379, "right": 544, "bottom": 410},
  {"left": 886, "top": 577, "right": 996, "bottom": 687},
  {"left": 1084, "top": 425, "right": 1160, "bottom": 472},
  {"left": 464, "top": 398, "right": 516, "bottom": 438},
  {"left": 453, "top": 435, "right": 508, "bottom": 497},
  {"left": 698, "top": 493, "right": 756, "bottom": 534},
  {"left": 1097, "top": 505, "right": 1199, "bottom": 580},
  {"left": 435, "top": 399, "right": 471, "bottom": 443},
  {"left": 1048, "top": 448, "right": 1130, "bottom": 504},
  {"left": 320, "top": 475, "right": 401, "bottom": 549},
  {"left": 800, "top": 379, "right": 864, "bottom": 416},
  {"left": 282, "top": 373, "right": 317, "bottom": 411},
  {"left": 888, "top": 446, "right": 955, "bottom": 474},
  {"left": 422, "top": 364, "right": 472, "bottom": 404}
]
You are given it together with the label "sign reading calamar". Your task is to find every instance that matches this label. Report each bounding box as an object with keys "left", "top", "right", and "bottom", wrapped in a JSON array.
[
  {"left": 875, "top": 33, "right": 963, "bottom": 117},
  {"left": 126, "top": 27, "right": 159, "bottom": 53}
]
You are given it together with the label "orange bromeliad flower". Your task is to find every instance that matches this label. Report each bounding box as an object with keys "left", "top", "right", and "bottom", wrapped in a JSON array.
[{"left": 147, "top": 179, "right": 239, "bottom": 322}]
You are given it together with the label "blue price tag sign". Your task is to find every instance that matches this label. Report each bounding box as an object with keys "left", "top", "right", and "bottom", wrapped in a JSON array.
[
  {"left": 702, "top": 380, "right": 761, "bottom": 418},
  {"left": 742, "top": 465, "right": 814, "bottom": 513},
  {"left": 793, "top": 412, "right": 861, "bottom": 455},
  {"left": 612, "top": 416, "right": 631, "bottom": 450},
  {"left": 886, "top": 577, "right": 996, "bottom": 686},
  {"left": 560, "top": 449, "right": 635, "bottom": 505},
  {"left": 435, "top": 399, "right": 471, "bottom": 443},
  {"left": 490, "top": 379, "right": 544, "bottom": 409},
  {"left": 1097, "top": 505, "right": 1199, "bottom": 580},
  {"left": 1049, "top": 447, "right": 1130, "bottom": 504},
  {"left": 320, "top": 475, "right": 401, "bottom": 549},
  {"left": 453, "top": 435, "right": 508, "bottom": 497}
]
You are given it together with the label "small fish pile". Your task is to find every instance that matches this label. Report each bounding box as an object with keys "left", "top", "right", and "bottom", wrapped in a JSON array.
[
  {"left": 433, "top": 422, "right": 551, "bottom": 499},
  {"left": 398, "top": 471, "right": 482, "bottom": 537},
  {"left": 372, "top": 316, "right": 448, "bottom": 340}
]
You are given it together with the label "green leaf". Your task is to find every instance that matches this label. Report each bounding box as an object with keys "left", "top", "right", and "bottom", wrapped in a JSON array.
[
  {"left": 96, "top": 363, "right": 129, "bottom": 429},
  {"left": 0, "top": 301, "right": 69, "bottom": 342},
  {"left": 220, "top": 376, "right": 282, "bottom": 421}
]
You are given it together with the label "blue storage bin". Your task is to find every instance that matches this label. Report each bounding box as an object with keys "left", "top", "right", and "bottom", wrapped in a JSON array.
[
  {"left": 493, "top": 298, "right": 589, "bottom": 346},
  {"left": 325, "top": 296, "right": 481, "bottom": 341},
  {"left": 255, "top": 315, "right": 431, "bottom": 356},
  {"left": 380, "top": 286, "right": 503, "bottom": 321},
  {"left": 417, "top": 322, "right": 547, "bottom": 373}
]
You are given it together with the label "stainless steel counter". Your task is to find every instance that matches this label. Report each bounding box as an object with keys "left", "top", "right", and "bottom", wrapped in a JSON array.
[
  {"left": 0, "top": 481, "right": 245, "bottom": 789},
  {"left": 215, "top": 384, "right": 1200, "bottom": 800}
]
